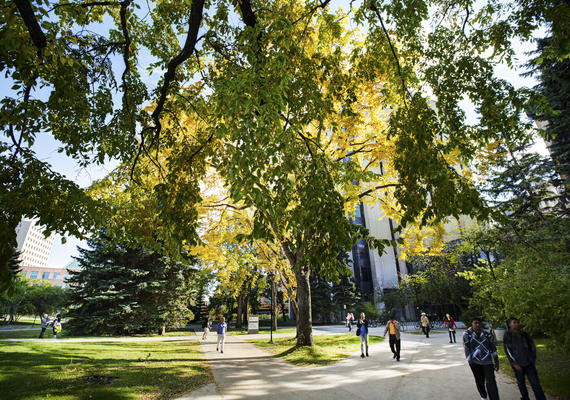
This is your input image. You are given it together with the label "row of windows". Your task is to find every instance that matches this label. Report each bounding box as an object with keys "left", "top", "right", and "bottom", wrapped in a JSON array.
[{"left": 20, "top": 271, "right": 67, "bottom": 280}]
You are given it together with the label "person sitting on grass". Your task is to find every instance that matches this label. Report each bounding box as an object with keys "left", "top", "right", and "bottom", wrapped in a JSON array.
[{"left": 503, "top": 317, "right": 546, "bottom": 400}]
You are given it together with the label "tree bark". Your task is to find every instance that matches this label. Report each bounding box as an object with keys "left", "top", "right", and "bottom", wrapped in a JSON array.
[{"left": 294, "top": 267, "right": 314, "bottom": 346}]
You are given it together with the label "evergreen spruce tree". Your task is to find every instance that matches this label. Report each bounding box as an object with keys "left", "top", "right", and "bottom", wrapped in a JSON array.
[
  {"left": 310, "top": 272, "right": 334, "bottom": 323},
  {"left": 331, "top": 274, "right": 361, "bottom": 319},
  {"left": 528, "top": 35, "right": 570, "bottom": 195},
  {"left": 66, "top": 231, "right": 197, "bottom": 335}
]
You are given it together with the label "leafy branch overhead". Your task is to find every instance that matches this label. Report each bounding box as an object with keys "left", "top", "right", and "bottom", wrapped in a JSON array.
[{"left": 1, "top": 0, "right": 568, "bottom": 341}]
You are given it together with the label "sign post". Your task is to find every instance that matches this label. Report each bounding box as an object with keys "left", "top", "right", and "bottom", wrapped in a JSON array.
[{"left": 248, "top": 316, "right": 259, "bottom": 334}]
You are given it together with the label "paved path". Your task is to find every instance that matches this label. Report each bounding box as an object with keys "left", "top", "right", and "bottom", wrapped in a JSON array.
[{"left": 178, "top": 325, "right": 556, "bottom": 400}]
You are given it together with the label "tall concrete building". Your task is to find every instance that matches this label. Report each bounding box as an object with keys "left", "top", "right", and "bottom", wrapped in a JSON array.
[
  {"left": 15, "top": 218, "right": 55, "bottom": 271},
  {"left": 349, "top": 199, "right": 474, "bottom": 320},
  {"left": 348, "top": 202, "right": 409, "bottom": 303}
]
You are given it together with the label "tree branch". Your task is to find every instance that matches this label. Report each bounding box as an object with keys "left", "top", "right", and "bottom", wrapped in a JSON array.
[
  {"left": 131, "top": 0, "right": 205, "bottom": 180},
  {"left": 14, "top": 0, "right": 47, "bottom": 57},
  {"left": 148, "top": 0, "right": 205, "bottom": 149},
  {"left": 462, "top": 5, "right": 470, "bottom": 40},
  {"left": 358, "top": 183, "right": 401, "bottom": 199},
  {"left": 369, "top": 1, "right": 412, "bottom": 107}
]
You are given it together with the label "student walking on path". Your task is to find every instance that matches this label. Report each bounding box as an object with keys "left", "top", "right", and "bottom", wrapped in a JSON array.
[
  {"left": 52, "top": 314, "right": 62, "bottom": 339},
  {"left": 346, "top": 313, "right": 354, "bottom": 332},
  {"left": 503, "top": 317, "right": 546, "bottom": 400},
  {"left": 357, "top": 312, "right": 369, "bottom": 358},
  {"left": 464, "top": 317, "right": 500, "bottom": 400},
  {"left": 216, "top": 316, "right": 227, "bottom": 354},
  {"left": 445, "top": 313, "right": 458, "bottom": 343},
  {"left": 421, "top": 312, "right": 430, "bottom": 338},
  {"left": 383, "top": 315, "right": 401, "bottom": 361},
  {"left": 39, "top": 314, "right": 50, "bottom": 338},
  {"left": 202, "top": 317, "right": 211, "bottom": 340}
]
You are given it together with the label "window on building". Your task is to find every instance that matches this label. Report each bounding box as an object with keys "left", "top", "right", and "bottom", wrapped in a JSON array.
[
  {"left": 29, "top": 271, "right": 38, "bottom": 279},
  {"left": 42, "top": 272, "right": 50, "bottom": 279},
  {"left": 19, "top": 271, "right": 27, "bottom": 277},
  {"left": 52, "top": 273, "right": 61, "bottom": 280}
]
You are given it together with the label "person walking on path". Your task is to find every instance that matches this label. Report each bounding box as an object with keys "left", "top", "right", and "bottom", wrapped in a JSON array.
[
  {"left": 464, "top": 317, "right": 500, "bottom": 400},
  {"left": 39, "top": 314, "right": 50, "bottom": 338},
  {"left": 346, "top": 313, "right": 354, "bottom": 332},
  {"left": 52, "top": 314, "right": 62, "bottom": 339},
  {"left": 445, "top": 313, "right": 458, "bottom": 343},
  {"left": 421, "top": 312, "right": 430, "bottom": 338},
  {"left": 202, "top": 317, "right": 211, "bottom": 340},
  {"left": 503, "top": 317, "right": 546, "bottom": 400},
  {"left": 383, "top": 315, "right": 401, "bottom": 361},
  {"left": 216, "top": 316, "right": 227, "bottom": 354},
  {"left": 357, "top": 312, "right": 369, "bottom": 358}
]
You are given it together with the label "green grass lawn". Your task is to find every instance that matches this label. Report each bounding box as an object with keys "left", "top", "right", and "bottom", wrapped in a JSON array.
[
  {"left": 497, "top": 338, "right": 569, "bottom": 400},
  {"left": 228, "top": 327, "right": 298, "bottom": 335},
  {"left": 0, "top": 329, "right": 196, "bottom": 340},
  {"left": 250, "top": 334, "right": 384, "bottom": 367},
  {"left": 0, "top": 339, "right": 212, "bottom": 400}
]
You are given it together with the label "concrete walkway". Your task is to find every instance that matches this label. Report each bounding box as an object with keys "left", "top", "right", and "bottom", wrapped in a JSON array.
[{"left": 178, "top": 325, "right": 555, "bottom": 400}]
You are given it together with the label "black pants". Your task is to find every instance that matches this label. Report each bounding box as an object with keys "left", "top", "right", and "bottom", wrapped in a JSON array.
[
  {"left": 39, "top": 327, "right": 46, "bottom": 338},
  {"left": 469, "top": 363, "right": 500, "bottom": 400},
  {"left": 448, "top": 329, "right": 456, "bottom": 343},
  {"left": 514, "top": 364, "right": 546, "bottom": 400},
  {"left": 389, "top": 334, "right": 400, "bottom": 359},
  {"left": 422, "top": 326, "right": 430, "bottom": 337}
]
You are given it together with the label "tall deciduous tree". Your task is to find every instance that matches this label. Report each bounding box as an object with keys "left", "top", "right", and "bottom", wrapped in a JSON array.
[{"left": 3, "top": 0, "right": 569, "bottom": 345}]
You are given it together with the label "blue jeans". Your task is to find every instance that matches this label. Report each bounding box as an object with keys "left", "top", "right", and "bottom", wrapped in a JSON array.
[
  {"left": 360, "top": 333, "right": 368, "bottom": 354},
  {"left": 514, "top": 364, "right": 546, "bottom": 400}
]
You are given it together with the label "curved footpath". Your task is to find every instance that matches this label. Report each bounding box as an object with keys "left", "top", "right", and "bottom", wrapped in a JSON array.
[{"left": 178, "top": 325, "right": 556, "bottom": 400}]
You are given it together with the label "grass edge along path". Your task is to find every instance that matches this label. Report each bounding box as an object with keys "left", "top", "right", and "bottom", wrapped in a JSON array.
[
  {"left": 0, "top": 338, "right": 213, "bottom": 400},
  {"left": 249, "top": 334, "right": 384, "bottom": 367},
  {"left": 497, "top": 338, "right": 570, "bottom": 400}
]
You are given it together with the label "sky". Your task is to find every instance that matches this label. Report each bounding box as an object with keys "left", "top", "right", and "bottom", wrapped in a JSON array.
[{"left": 1, "top": 1, "right": 550, "bottom": 269}]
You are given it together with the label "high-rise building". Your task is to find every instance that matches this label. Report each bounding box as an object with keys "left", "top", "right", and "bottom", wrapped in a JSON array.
[{"left": 15, "top": 218, "right": 55, "bottom": 270}]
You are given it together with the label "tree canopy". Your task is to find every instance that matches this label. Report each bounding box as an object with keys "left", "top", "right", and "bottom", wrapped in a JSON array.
[{"left": 2, "top": 0, "right": 569, "bottom": 344}]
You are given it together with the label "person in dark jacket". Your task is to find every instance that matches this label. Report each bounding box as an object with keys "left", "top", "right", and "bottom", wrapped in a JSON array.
[
  {"left": 357, "top": 312, "right": 369, "bottom": 358},
  {"left": 463, "top": 317, "right": 500, "bottom": 400},
  {"left": 503, "top": 317, "right": 546, "bottom": 400}
]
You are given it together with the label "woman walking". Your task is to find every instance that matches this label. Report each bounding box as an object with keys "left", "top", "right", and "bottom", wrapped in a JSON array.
[
  {"left": 420, "top": 312, "right": 430, "bottom": 338},
  {"left": 202, "top": 316, "right": 211, "bottom": 340},
  {"left": 346, "top": 312, "right": 354, "bottom": 332},
  {"left": 357, "top": 312, "right": 369, "bottom": 358},
  {"left": 444, "top": 313, "right": 458, "bottom": 343},
  {"left": 52, "top": 314, "right": 62, "bottom": 339}
]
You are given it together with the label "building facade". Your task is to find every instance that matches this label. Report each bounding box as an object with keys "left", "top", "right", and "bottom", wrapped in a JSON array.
[{"left": 15, "top": 218, "right": 55, "bottom": 270}]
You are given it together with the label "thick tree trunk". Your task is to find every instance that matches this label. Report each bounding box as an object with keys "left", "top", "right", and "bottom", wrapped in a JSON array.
[{"left": 294, "top": 267, "right": 313, "bottom": 346}]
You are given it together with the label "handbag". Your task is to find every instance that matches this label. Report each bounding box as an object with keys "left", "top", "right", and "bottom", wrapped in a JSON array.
[{"left": 356, "top": 327, "right": 361, "bottom": 336}]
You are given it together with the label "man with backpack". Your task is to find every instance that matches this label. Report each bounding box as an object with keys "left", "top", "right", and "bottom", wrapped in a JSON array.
[
  {"left": 463, "top": 317, "right": 500, "bottom": 400},
  {"left": 503, "top": 317, "right": 546, "bottom": 400}
]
